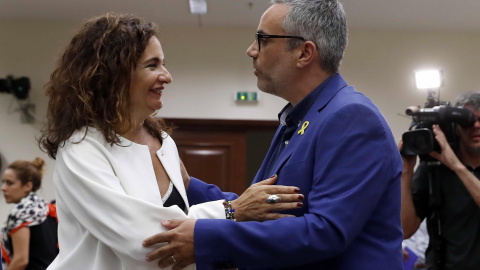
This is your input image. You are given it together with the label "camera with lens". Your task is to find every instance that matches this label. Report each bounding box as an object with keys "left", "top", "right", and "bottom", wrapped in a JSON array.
[
  {"left": 0, "top": 75, "right": 31, "bottom": 100},
  {"left": 402, "top": 101, "right": 476, "bottom": 159}
]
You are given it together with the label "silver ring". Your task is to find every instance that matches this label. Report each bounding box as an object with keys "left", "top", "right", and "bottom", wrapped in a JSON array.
[
  {"left": 171, "top": 255, "right": 178, "bottom": 264},
  {"left": 266, "top": 194, "right": 281, "bottom": 203}
]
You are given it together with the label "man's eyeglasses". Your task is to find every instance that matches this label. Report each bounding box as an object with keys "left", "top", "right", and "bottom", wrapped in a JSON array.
[{"left": 255, "top": 32, "right": 306, "bottom": 51}]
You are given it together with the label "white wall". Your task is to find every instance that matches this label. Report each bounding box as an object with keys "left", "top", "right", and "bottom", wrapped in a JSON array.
[
  {"left": 157, "top": 26, "right": 288, "bottom": 119},
  {"left": 0, "top": 21, "right": 77, "bottom": 219},
  {"left": 343, "top": 30, "right": 480, "bottom": 142},
  {"left": 1, "top": 20, "right": 479, "bottom": 220}
]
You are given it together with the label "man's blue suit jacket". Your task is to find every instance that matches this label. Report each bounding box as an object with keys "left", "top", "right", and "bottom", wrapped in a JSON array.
[{"left": 187, "top": 74, "right": 403, "bottom": 270}]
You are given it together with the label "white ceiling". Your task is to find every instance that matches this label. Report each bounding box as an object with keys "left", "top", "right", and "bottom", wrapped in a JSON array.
[{"left": 1, "top": 0, "right": 480, "bottom": 32}]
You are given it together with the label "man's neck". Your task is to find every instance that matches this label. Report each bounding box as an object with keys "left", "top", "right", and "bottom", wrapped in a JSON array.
[
  {"left": 286, "top": 70, "right": 332, "bottom": 106},
  {"left": 459, "top": 146, "right": 480, "bottom": 169}
]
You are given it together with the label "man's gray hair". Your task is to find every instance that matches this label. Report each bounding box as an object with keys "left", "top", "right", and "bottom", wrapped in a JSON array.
[
  {"left": 455, "top": 91, "right": 480, "bottom": 110},
  {"left": 271, "top": 0, "right": 348, "bottom": 74}
]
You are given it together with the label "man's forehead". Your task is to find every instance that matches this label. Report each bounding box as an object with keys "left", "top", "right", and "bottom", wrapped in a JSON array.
[
  {"left": 464, "top": 104, "right": 479, "bottom": 111},
  {"left": 464, "top": 105, "right": 480, "bottom": 117},
  {"left": 257, "top": 4, "right": 289, "bottom": 33}
]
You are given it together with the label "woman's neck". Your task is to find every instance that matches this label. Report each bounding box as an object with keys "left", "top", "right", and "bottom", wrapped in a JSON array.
[{"left": 121, "top": 121, "right": 148, "bottom": 144}]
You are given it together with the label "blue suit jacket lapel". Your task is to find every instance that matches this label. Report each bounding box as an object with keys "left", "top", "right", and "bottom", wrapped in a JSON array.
[
  {"left": 268, "top": 74, "right": 349, "bottom": 175},
  {"left": 252, "top": 74, "right": 349, "bottom": 184},
  {"left": 252, "top": 124, "right": 283, "bottom": 184}
]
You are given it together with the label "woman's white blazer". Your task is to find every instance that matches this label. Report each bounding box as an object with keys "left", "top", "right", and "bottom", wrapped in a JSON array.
[{"left": 47, "top": 127, "right": 225, "bottom": 270}]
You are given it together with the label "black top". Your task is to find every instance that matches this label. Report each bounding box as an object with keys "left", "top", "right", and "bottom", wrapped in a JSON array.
[
  {"left": 157, "top": 135, "right": 186, "bottom": 213},
  {"left": 163, "top": 184, "right": 187, "bottom": 214},
  {"left": 6, "top": 216, "right": 59, "bottom": 270},
  {"left": 412, "top": 162, "right": 480, "bottom": 270}
]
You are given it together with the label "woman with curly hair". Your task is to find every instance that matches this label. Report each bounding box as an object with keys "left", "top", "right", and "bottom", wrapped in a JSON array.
[
  {"left": 38, "top": 13, "right": 301, "bottom": 270},
  {"left": 1, "top": 157, "right": 58, "bottom": 270}
]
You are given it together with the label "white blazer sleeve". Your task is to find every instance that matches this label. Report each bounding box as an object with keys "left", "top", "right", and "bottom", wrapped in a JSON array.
[{"left": 54, "top": 135, "right": 224, "bottom": 268}]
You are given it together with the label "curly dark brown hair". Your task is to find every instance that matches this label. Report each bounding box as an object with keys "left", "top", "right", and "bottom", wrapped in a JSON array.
[
  {"left": 8, "top": 157, "right": 45, "bottom": 192},
  {"left": 39, "top": 13, "right": 172, "bottom": 159}
]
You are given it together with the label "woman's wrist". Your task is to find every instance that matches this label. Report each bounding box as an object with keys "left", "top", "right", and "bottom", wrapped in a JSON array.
[{"left": 223, "top": 200, "right": 236, "bottom": 221}]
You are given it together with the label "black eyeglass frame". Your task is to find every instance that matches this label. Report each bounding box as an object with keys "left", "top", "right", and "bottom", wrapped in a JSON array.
[{"left": 255, "top": 32, "right": 306, "bottom": 51}]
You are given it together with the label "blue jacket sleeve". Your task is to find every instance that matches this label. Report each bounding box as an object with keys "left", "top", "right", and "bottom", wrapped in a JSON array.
[{"left": 187, "top": 177, "right": 239, "bottom": 206}]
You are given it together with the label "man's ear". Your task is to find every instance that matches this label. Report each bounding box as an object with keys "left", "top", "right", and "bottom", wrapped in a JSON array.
[{"left": 296, "top": 41, "right": 317, "bottom": 68}]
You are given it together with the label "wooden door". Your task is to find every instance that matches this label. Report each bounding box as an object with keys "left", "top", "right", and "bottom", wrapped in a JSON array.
[
  {"left": 165, "top": 118, "right": 278, "bottom": 196},
  {"left": 173, "top": 131, "right": 246, "bottom": 195}
]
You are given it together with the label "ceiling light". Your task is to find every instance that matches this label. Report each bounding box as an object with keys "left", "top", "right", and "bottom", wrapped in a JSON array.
[
  {"left": 414, "top": 69, "right": 443, "bottom": 90},
  {"left": 189, "top": 0, "right": 207, "bottom": 15}
]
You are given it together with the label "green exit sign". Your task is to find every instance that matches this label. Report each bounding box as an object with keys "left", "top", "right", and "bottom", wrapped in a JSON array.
[{"left": 236, "top": 91, "right": 258, "bottom": 102}]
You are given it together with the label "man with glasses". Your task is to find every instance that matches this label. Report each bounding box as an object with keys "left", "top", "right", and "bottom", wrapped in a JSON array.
[{"left": 143, "top": 1, "right": 403, "bottom": 269}]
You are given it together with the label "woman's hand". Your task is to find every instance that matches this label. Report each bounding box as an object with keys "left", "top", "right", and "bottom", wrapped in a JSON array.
[
  {"left": 230, "top": 175, "right": 304, "bottom": 222},
  {"left": 402, "top": 248, "right": 409, "bottom": 262}
]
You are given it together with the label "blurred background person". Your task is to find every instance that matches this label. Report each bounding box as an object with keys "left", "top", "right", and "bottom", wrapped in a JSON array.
[
  {"left": 1, "top": 157, "right": 58, "bottom": 270},
  {"left": 401, "top": 91, "right": 480, "bottom": 270},
  {"left": 402, "top": 220, "right": 428, "bottom": 269}
]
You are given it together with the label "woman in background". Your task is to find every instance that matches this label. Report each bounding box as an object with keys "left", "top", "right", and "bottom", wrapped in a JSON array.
[
  {"left": 38, "top": 13, "right": 302, "bottom": 270},
  {"left": 1, "top": 158, "right": 58, "bottom": 270}
]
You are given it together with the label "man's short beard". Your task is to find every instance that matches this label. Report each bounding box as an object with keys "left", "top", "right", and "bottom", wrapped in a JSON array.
[{"left": 466, "top": 145, "right": 480, "bottom": 153}]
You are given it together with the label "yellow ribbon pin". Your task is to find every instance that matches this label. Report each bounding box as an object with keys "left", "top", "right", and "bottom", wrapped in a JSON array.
[{"left": 297, "top": 121, "right": 309, "bottom": 136}]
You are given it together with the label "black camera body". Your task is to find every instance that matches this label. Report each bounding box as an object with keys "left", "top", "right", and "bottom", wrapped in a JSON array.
[
  {"left": 402, "top": 104, "right": 476, "bottom": 158},
  {"left": 0, "top": 75, "right": 31, "bottom": 100}
]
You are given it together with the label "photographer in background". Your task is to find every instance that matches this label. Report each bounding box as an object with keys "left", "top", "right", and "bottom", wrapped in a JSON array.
[{"left": 400, "top": 91, "right": 480, "bottom": 270}]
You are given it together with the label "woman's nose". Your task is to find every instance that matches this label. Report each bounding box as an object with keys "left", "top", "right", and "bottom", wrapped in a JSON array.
[{"left": 159, "top": 68, "right": 172, "bottom": 84}]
